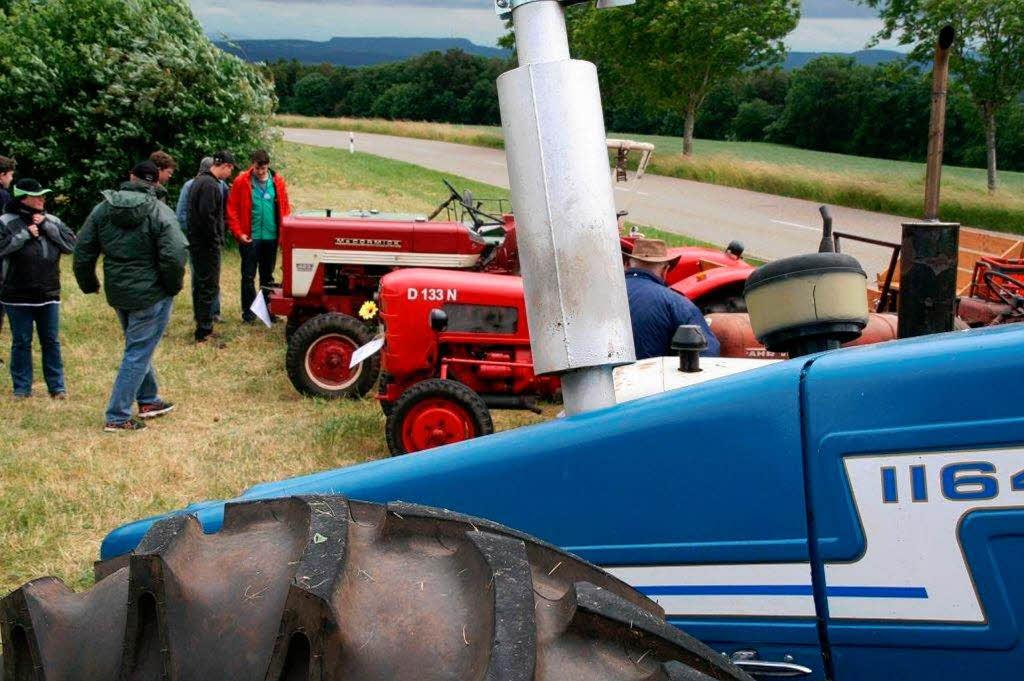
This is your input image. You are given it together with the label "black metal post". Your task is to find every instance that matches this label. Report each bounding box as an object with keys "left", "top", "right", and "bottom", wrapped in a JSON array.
[{"left": 897, "top": 222, "right": 960, "bottom": 338}]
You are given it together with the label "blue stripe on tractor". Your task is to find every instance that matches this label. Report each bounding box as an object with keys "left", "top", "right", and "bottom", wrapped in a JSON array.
[{"left": 637, "top": 585, "right": 928, "bottom": 599}]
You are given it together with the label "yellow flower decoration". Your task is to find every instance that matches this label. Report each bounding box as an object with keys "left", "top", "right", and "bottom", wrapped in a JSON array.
[{"left": 359, "top": 300, "right": 379, "bottom": 320}]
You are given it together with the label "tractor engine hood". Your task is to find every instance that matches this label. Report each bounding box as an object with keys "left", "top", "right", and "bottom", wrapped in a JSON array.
[{"left": 101, "top": 324, "right": 1024, "bottom": 564}]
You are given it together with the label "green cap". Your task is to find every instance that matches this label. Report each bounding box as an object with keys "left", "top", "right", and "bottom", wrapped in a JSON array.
[{"left": 12, "top": 178, "right": 52, "bottom": 198}]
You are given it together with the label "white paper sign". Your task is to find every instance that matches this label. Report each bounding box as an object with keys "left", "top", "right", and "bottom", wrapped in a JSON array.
[
  {"left": 249, "top": 292, "right": 273, "bottom": 328},
  {"left": 350, "top": 336, "right": 384, "bottom": 368}
]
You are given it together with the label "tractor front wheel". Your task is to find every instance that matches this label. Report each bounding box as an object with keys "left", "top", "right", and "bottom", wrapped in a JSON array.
[
  {"left": 1, "top": 496, "right": 752, "bottom": 681},
  {"left": 286, "top": 313, "right": 380, "bottom": 399},
  {"left": 386, "top": 379, "right": 493, "bottom": 455}
]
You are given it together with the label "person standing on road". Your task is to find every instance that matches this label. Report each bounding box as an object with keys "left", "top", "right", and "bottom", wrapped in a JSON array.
[
  {"left": 176, "top": 157, "right": 222, "bottom": 322},
  {"left": 188, "top": 150, "right": 234, "bottom": 343},
  {"left": 226, "top": 149, "right": 291, "bottom": 324},
  {"left": 74, "top": 161, "right": 188, "bottom": 432},
  {"left": 0, "top": 179, "right": 76, "bottom": 399},
  {"left": 625, "top": 238, "right": 720, "bottom": 360}
]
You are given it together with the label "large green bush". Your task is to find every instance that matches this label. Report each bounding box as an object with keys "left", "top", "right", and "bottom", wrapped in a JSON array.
[{"left": 0, "top": 0, "right": 276, "bottom": 224}]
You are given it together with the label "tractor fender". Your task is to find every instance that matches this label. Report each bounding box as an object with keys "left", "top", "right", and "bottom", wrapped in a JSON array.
[{"left": 671, "top": 267, "right": 752, "bottom": 304}]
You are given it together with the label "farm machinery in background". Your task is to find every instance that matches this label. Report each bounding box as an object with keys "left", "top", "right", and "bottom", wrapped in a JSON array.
[{"left": 269, "top": 139, "right": 759, "bottom": 400}]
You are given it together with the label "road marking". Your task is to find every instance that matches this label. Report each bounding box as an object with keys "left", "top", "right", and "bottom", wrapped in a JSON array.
[{"left": 770, "top": 219, "right": 816, "bottom": 231}]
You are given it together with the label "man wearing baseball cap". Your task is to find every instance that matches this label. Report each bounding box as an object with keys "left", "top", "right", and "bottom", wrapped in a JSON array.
[
  {"left": 74, "top": 160, "right": 188, "bottom": 431},
  {"left": 188, "top": 149, "right": 235, "bottom": 342},
  {"left": 625, "top": 237, "right": 720, "bottom": 360},
  {"left": 0, "top": 178, "right": 77, "bottom": 399}
]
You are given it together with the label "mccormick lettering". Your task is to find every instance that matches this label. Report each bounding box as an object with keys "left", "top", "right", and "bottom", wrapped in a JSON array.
[{"left": 335, "top": 238, "right": 402, "bottom": 248}]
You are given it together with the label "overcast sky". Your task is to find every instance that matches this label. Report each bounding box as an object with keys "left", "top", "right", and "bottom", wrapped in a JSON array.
[{"left": 191, "top": 0, "right": 905, "bottom": 52}]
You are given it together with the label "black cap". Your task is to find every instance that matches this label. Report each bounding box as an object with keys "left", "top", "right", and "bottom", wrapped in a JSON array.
[
  {"left": 12, "top": 178, "right": 52, "bottom": 198},
  {"left": 132, "top": 160, "right": 159, "bottom": 184},
  {"left": 213, "top": 150, "right": 235, "bottom": 166}
]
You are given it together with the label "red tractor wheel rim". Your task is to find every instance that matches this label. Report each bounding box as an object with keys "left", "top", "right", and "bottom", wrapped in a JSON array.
[
  {"left": 402, "top": 398, "right": 477, "bottom": 453},
  {"left": 304, "top": 334, "right": 361, "bottom": 391}
]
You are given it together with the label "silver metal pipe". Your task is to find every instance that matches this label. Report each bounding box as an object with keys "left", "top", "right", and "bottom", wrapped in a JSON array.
[
  {"left": 513, "top": 1, "right": 570, "bottom": 65},
  {"left": 498, "top": 0, "right": 635, "bottom": 416},
  {"left": 560, "top": 367, "right": 618, "bottom": 416}
]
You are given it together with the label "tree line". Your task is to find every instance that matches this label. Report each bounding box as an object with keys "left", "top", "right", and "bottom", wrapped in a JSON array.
[{"left": 269, "top": 50, "right": 1024, "bottom": 173}]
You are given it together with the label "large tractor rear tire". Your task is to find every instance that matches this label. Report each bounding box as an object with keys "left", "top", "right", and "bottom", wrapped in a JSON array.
[
  {"left": 385, "top": 379, "right": 494, "bottom": 456},
  {"left": 2, "top": 496, "right": 751, "bottom": 681},
  {"left": 286, "top": 313, "right": 380, "bottom": 399}
]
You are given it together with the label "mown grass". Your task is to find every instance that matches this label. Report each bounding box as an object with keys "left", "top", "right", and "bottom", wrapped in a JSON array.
[
  {"left": 0, "top": 141, "right": 547, "bottom": 595},
  {"left": 277, "top": 114, "right": 1024, "bottom": 235}
]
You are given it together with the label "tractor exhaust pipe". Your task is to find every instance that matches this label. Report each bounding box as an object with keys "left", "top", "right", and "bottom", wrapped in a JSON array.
[
  {"left": 899, "top": 26, "right": 959, "bottom": 340},
  {"left": 496, "top": 0, "right": 636, "bottom": 416}
]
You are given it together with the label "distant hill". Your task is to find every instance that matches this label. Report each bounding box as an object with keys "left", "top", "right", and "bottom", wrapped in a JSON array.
[
  {"left": 216, "top": 37, "right": 510, "bottom": 67},
  {"left": 216, "top": 38, "right": 907, "bottom": 71},
  {"left": 783, "top": 50, "right": 908, "bottom": 70}
]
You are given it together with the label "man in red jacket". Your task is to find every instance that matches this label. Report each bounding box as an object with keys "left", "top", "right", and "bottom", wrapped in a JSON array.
[{"left": 226, "top": 149, "right": 291, "bottom": 324}]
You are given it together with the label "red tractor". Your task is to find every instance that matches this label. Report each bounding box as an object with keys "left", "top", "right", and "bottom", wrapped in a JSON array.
[
  {"left": 376, "top": 268, "right": 557, "bottom": 455},
  {"left": 269, "top": 181, "right": 519, "bottom": 399}
]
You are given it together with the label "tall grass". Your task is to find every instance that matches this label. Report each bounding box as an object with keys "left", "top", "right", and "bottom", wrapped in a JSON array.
[{"left": 277, "top": 115, "right": 1024, "bottom": 235}]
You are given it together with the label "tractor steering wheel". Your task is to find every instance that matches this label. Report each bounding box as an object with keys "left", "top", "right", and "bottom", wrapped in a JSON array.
[
  {"left": 436, "top": 179, "right": 503, "bottom": 231},
  {"left": 984, "top": 270, "right": 1024, "bottom": 312}
]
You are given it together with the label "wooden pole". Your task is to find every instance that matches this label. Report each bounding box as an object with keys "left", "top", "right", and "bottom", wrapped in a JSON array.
[{"left": 923, "top": 26, "right": 956, "bottom": 221}]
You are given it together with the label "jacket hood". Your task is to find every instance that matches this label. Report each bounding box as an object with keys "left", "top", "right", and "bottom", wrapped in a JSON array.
[{"left": 102, "top": 183, "right": 156, "bottom": 229}]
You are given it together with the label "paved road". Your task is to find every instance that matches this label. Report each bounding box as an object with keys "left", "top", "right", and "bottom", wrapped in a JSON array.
[{"left": 284, "top": 127, "right": 923, "bottom": 274}]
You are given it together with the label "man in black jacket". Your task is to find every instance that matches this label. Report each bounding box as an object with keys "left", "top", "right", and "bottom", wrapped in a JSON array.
[
  {"left": 187, "top": 150, "right": 234, "bottom": 342},
  {"left": 0, "top": 179, "right": 76, "bottom": 398}
]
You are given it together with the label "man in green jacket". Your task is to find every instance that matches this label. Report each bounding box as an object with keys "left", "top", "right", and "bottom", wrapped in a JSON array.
[{"left": 74, "top": 161, "right": 188, "bottom": 432}]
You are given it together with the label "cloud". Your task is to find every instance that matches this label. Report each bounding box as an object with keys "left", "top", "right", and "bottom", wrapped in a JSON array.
[
  {"left": 802, "top": 0, "right": 878, "bottom": 19},
  {"left": 787, "top": 17, "right": 906, "bottom": 52},
  {"left": 190, "top": 0, "right": 900, "bottom": 53},
  {"left": 192, "top": 0, "right": 506, "bottom": 44}
]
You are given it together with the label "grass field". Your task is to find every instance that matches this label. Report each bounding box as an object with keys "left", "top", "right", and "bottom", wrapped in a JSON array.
[
  {"left": 277, "top": 114, "right": 1024, "bottom": 235},
  {"left": 0, "top": 141, "right": 554, "bottom": 595}
]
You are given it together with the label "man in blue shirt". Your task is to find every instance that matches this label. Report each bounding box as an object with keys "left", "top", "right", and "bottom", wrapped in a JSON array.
[{"left": 625, "top": 238, "right": 720, "bottom": 360}]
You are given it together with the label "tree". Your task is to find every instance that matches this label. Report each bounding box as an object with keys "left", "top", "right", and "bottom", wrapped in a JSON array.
[
  {"left": 0, "top": 0, "right": 275, "bottom": 224},
  {"left": 293, "top": 72, "right": 332, "bottom": 117},
  {"left": 570, "top": 0, "right": 800, "bottom": 155},
  {"left": 861, "top": 0, "right": 1024, "bottom": 192}
]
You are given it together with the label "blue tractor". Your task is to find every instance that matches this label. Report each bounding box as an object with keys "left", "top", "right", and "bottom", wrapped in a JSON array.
[{"left": 89, "top": 322, "right": 1023, "bottom": 680}]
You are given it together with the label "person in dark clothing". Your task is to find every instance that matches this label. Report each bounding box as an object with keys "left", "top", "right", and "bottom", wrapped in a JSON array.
[
  {"left": 74, "top": 161, "right": 188, "bottom": 431},
  {"left": 175, "top": 157, "right": 224, "bottom": 322},
  {"left": 0, "top": 156, "right": 14, "bottom": 213},
  {"left": 625, "top": 238, "right": 720, "bottom": 360},
  {"left": 0, "top": 156, "right": 16, "bottom": 340},
  {"left": 0, "top": 179, "right": 77, "bottom": 398},
  {"left": 187, "top": 150, "right": 234, "bottom": 342},
  {"left": 226, "top": 149, "right": 291, "bottom": 323}
]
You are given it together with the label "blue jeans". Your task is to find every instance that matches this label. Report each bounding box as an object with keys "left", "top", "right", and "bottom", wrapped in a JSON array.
[
  {"left": 105, "top": 297, "right": 173, "bottom": 424},
  {"left": 4, "top": 303, "right": 65, "bottom": 396}
]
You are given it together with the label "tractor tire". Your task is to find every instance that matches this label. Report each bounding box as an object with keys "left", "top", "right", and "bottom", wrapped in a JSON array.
[
  {"left": 386, "top": 379, "right": 494, "bottom": 456},
  {"left": 1, "top": 496, "right": 752, "bottom": 681},
  {"left": 286, "top": 313, "right": 380, "bottom": 399}
]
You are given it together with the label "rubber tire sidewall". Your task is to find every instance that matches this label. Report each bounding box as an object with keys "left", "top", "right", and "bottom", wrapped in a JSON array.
[
  {"left": 286, "top": 313, "right": 381, "bottom": 399},
  {"left": 385, "top": 379, "right": 493, "bottom": 456}
]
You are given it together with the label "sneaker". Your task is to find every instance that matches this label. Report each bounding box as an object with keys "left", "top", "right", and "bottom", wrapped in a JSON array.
[
  {"left": 12, "top": 393, "right": 30, "bottom": 400},
  {"left": 139, "top": 400, "right": 175, "bottom": 419},
  {"left": 104, "top": 419, "right": 147, "bottom": 432},
  {"left": 50, "top": 392, "right": 67, "bottom": 400}
]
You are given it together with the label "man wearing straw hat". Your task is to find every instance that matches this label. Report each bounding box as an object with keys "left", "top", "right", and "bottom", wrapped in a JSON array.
[{"left": 625, "top": 237, "right": 720, "bottom": 360}]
